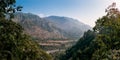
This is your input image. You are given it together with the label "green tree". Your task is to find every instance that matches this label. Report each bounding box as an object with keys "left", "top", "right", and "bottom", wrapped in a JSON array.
[
  {"left": 0, "top": 0, "right": 52, "bottom": 60},
  {"left": 92, "top": 2, "right": 120, "bottom": 59},
  {"left": 61, "top": 3, "right": 120, "bottom": 60},
  {"left": 0, "top": 20, "right": 52, "bottom": 60},
  {"left": 60, "top": 30, "right": 96, "bottom": 60},
  {"left": 0, "top": 0, "right": 22, "bottom": 19}
]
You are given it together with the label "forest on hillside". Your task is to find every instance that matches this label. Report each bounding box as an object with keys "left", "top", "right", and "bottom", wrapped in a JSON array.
[
  {"left": 0, "top": 0, "right": 120, "bottom": 60},
  {"left": 0, "top": 0, "right": 52, "bottom": 60},
  {"left": 60, "top": 3, "right": 120, "bottom": 60}
]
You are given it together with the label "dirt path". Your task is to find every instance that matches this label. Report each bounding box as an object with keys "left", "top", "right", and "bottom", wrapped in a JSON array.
[{"left": 46, "top": 49, "right": 65, "bottom": 54}]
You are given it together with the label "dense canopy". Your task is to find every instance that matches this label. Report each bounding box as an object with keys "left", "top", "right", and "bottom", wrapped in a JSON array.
[{"left": 0, "top": 0, "right": 52, "bottom": 60}]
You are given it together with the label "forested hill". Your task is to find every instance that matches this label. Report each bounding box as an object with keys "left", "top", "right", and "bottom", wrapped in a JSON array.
[
  {"left": 60, "top": 3, "right": 120, "bottom": 60},
  {"left": 13, "top": 12, "right": 91, "bottom": 40}
]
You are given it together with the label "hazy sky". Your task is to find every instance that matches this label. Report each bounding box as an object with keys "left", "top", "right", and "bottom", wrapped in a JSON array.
[{"left": 16, "top": 0, "right": 120, "bottom": 27}]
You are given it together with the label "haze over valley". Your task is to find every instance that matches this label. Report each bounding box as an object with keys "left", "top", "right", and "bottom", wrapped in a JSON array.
[
  {"left": 0, "top": 0, "right": 120, "bottom": 60},
  {"left": 13, "top": 12, "right": 91, "bottom": 54}
]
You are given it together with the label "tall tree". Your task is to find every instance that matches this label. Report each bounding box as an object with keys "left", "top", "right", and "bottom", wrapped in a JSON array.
[
  {"left": 93, "top": 2, "right": 120, "bottom": 59},
  {"left": 61, "top": 2, "right": 120, "bottom": 60},
  {"left": 0, "top": 0, "right": 52, "bottom": 60},
  {"left": 0, "top": 0, "right": 22, "bottom": 19},
  {"left": 60, "top": 30, "right": 96, "bottom": 60}
]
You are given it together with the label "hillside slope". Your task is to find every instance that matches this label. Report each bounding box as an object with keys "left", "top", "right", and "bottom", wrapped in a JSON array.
[
  {"left": 13, "top": 13, "right": 92, "bottom": 60},
  {"left": 13, "top": 13, "right": 91, "bottom": 40},
  {"left": 45, "top": 16, "right": 91, "bottom": 39},
  {"left": 13, "top": 13, "right": 66, "bottom": 40}
]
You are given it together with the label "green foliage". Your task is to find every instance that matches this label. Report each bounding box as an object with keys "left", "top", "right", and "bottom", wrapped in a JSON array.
[
  {"left": 0, "top": 19, "right": 52, "bottom": 60},
  {"left": 92, "top": 3, "right": 120, "bottom": 59},
  {"left": 0, "top": 0, "right": 52, "bottom": 60},
  {"left": 60, "top": 30, "right": 96, "bottom": 60},
  {"left": 0, "top": 0, "right": 22, "bottom": 19},
  {"left": 62, "top": 3, "right": 120, "bottom": 60},
  {"left": 93, "top": 15, "right": 120, "bottom": 49},
  {"left": 92, "top": 13, "right": 120, "bottom": 60}
]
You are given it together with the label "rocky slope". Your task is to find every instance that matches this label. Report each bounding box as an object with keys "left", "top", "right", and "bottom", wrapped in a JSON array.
[
  {"left": 44, "top": 16, "right": 91, "bottom": 39},
  {"left": 13, "top": 12, "right": 91, "bottom": 40}
]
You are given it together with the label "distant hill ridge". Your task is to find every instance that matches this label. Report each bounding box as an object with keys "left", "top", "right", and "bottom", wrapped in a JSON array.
[
  {"left": 13, "top": 12, "right": 91, "bottom": 40},
  {"left": 44, "top": 16, "right": 91, "bottom": 39}
]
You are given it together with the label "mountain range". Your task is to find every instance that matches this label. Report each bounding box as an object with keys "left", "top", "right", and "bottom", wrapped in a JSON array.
[
  {"left": 45, "top": 16, "right": 91, "bottom": 39},
  {"left": 13, "top": 12, "right": 91, "bottom": 41}
]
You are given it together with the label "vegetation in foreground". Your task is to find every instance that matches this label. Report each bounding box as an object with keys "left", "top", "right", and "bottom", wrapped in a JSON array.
[
  {"left": 0, "top": 0, "right": 52, "bottom": 60},
  {"left": 0, "top": 0, "right": 120, "bottom": 60},
  {"left": 60, "top": 3, "right": 120, "bottom": 60}
]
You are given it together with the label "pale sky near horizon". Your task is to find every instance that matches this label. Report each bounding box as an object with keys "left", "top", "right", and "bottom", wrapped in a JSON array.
[{"left": 16, "top": 0, "right": 120, "bottom": 27}]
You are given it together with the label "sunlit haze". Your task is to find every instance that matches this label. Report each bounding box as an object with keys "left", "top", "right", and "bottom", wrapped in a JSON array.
[{"left": 16, "top": 0, "right": 120, "bottom": 27}]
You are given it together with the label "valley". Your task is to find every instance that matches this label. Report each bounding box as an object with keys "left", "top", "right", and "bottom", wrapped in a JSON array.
[
  {"left": 1, "top": 0, "right": 120, "bottom": 60},
  {"left": 13, "top": 12, "right": 91, "bottom": 59},
  {"left": 39, "top": 39, "right": 78, "bottom": 54}
]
